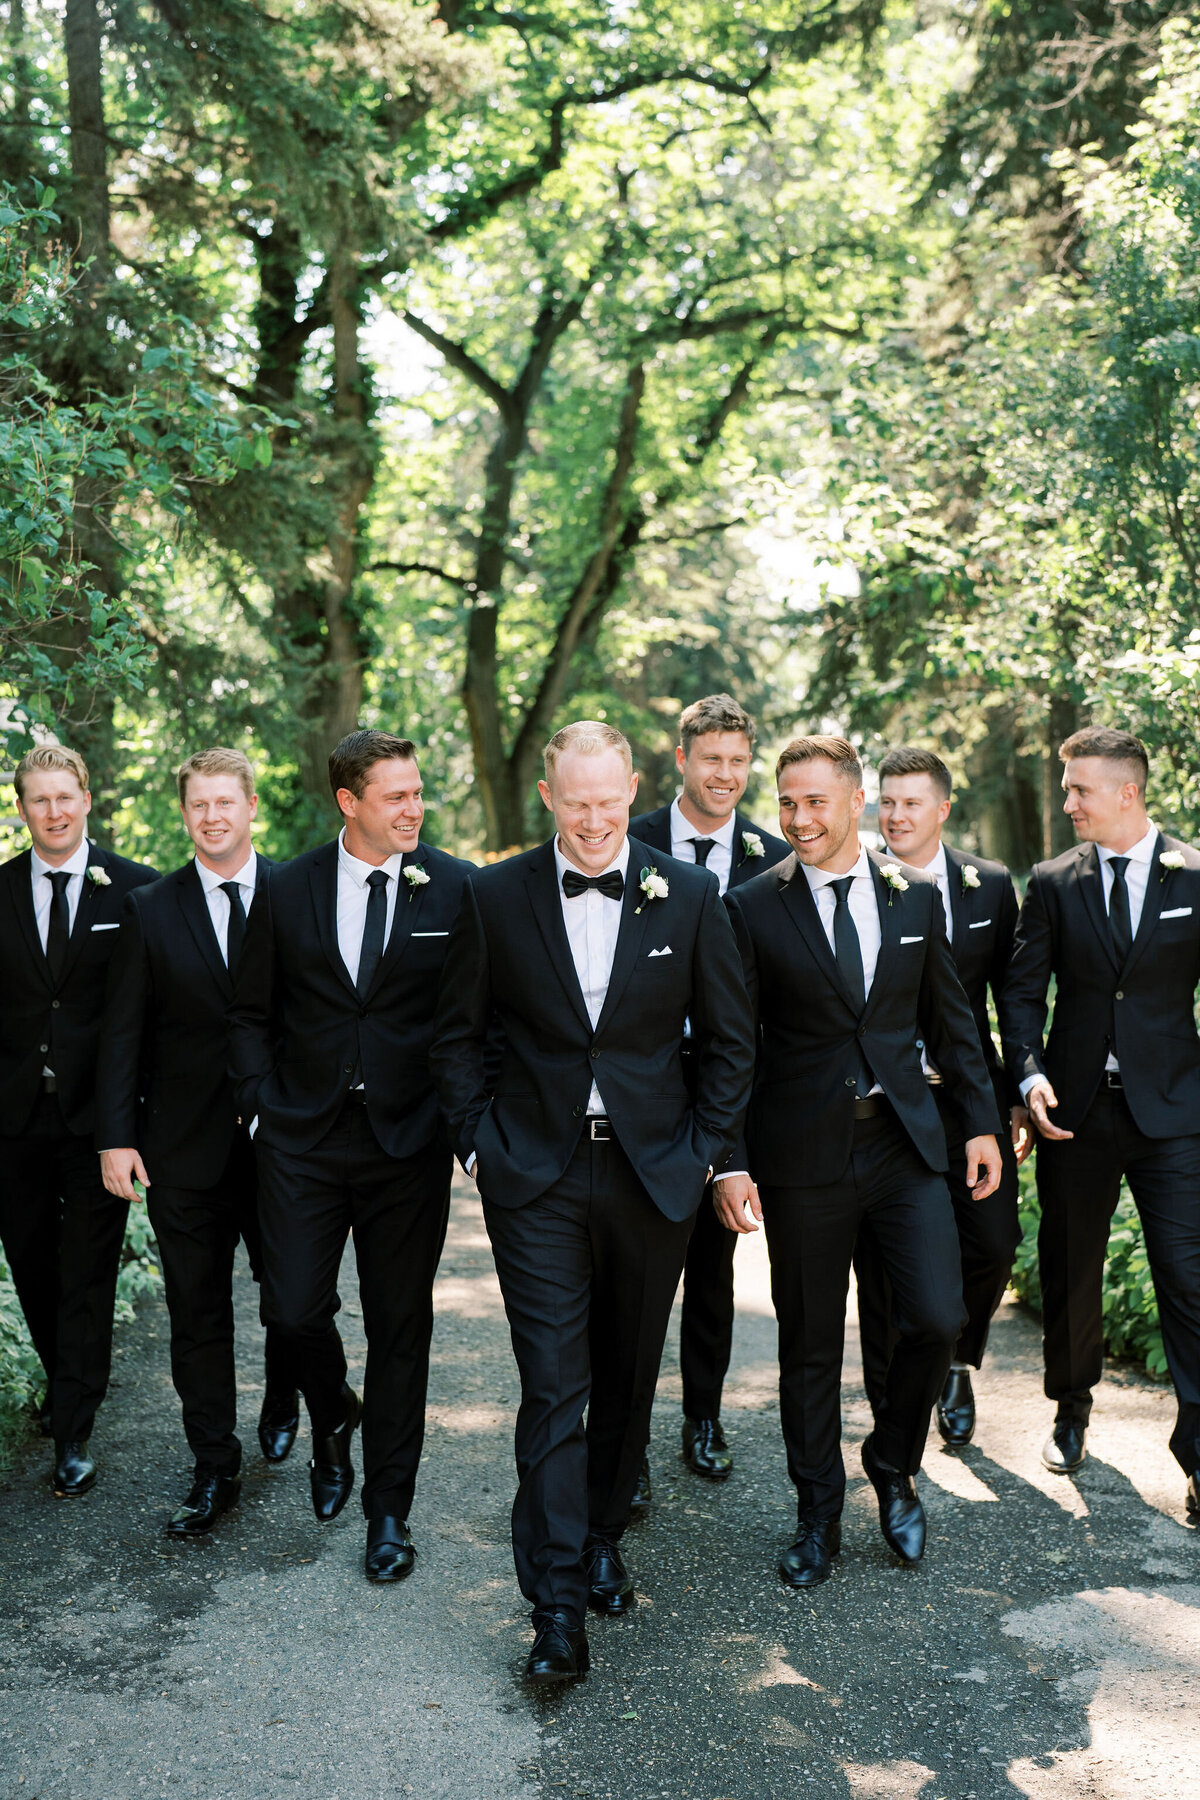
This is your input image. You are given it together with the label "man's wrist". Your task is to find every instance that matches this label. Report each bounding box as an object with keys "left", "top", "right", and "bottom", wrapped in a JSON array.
[
  {"left": 713, "top": 1169, "right": 749, "bottom": 1185},
  {"left": 1019, "top": 1074, "right": 1049, "bottom": 1100}
]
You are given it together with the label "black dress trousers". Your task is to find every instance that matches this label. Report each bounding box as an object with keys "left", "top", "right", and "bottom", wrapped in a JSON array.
[
  {"left": 1036, "top": 1085, "right": 1200, "bottom": 1473},
  {"left": 147, "top": 1128, "right": 288, "bottom": 1477},
  {"left": 0, "top": 1088, "right": 130, "bottom": 1444},
  {"left": 761, "top": 1106, "right": 965, "bottom": 1521},
  {"left": 855, "top": 1082, "right": 1022, "bottom": 1413},
  {"left": 676, "top": 1040, "right": 738, "bottom": 1421},
  {"left": 254, "top": 1095, "right": 452, "bottom": 1518},
  {"left": 483, "top": 1132, "right": 694, "bottom": 1627}
]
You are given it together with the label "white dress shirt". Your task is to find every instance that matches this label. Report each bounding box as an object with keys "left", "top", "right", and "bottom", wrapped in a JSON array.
[
  {"left": 925, "top": 842, "right": 951, "bottom": 938},
  {"left": 555, "top": 835, "right": 630, "bottom": 1115},
  {"left": 195, "top": 850, "right": 257, "bottom": 967},
  {"left": 336, "top": 828, "right": 403, "bottom": 986},
  {"left": 804, "top": 845, "right": 883, "bottom": 1096},
  {"left": 668, "top": 798, "right": 735, "bottom": 896},
  {"left": 30, "top": 835, "right": 92, "bottom": 952}
]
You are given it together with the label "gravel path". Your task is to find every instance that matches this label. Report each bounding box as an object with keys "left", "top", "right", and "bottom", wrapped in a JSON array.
[{"left": 3, "top": 1176, "right": 1199, "bottom": 1798}]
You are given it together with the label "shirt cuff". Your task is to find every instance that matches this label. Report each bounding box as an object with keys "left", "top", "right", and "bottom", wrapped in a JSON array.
[
  {"left": 713, "top": 1169, "right": 749, "bottom": 1184},
  {"left": 249, "top": 1115, "right": 259, "bottom": 1140},
  {"left": 1018, "top": 1076, "right": 1047, "bottom": 1100},
  {"left": 465, "top": 1152, "right": 476, "bottom": 1176}
]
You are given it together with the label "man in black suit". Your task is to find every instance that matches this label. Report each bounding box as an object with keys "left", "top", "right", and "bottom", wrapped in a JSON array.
[
  {"left": 632, "top": 692, "right": 789, "bottom": 1486},
  {"left": 229, "top": 730, "right": 473, "bottom": 1583},
  {"left": 715, "top": 736, "right": 1002, "bottom": 1588},
  {"left": 854, "top": 746, "right": 1029, "bottom": 1448},
  {"left": 431, "top": 721, "right": 754, "bottom": 1683},
  {"left": 96, "top": 748, "right": 298, "bottom": 1537},
  {"left": 1004, "top": 725, "right": 1200, "bottom": 1507},
  {"left": 0, "top": 745, "right": 157, "bottom": 1497}
]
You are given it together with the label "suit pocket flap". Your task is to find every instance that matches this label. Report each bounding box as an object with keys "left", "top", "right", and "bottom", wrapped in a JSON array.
[
  {"left": 91, "top": 922, "right": 120, "bottom": 931},
  {"left": 1161, "top": 907, "right": 1193, "bottom": 919}
]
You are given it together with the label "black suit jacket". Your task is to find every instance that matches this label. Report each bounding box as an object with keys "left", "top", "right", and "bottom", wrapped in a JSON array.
[
  {"left": 95, "top": 855, "right": 273, "bottom": 1186},
  {"left": 631, "top": 803, "right": 791, "bottom": 890},
  {"left": 1002, "top": 831, "right": 1200, "bottom": 1138},
  {"left": 429, "top": 836, "right": 756, "bottom": 1221},
  {"left": 0, "top": 842, "right": 159, "bottom": 1139},
  {"left": 723, "top": 849, "right": 1001, "bottom": 1187},
  {"left": 228, "top": 838, "right": 475, "bottom": 1160},
  {"left": 940, "top": 842, "right": 1020, "bottom": 1100}
]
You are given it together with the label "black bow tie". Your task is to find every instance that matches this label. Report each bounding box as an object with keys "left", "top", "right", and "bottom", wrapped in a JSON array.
[{"left": 561, "top": 867, "right": 624, "bottom": 901}]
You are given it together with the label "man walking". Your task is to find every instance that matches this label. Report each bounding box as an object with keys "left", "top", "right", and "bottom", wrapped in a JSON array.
[
  {"left": 633, "top": 693, "right": 788, "bottom": 1484},
  {"left": 97, "top": 748, "right": 298, "bottom": 1537},
  {"left": 432, "top": 721, "right": 754, "bottom": 1682},
  {"left": 1004, "top": 726, "right": 1200, "bottom": 1506},
  {"left": 229, "top": 730, "right": 473, "bottom": 1580},
  {"left": 0, "top": 745, "right": 157, "bottom": 1496}
]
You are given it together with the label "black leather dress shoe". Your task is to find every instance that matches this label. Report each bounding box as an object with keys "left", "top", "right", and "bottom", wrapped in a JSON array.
[
  {"left": 585, "top": 1538, "right": 635, "bottom": 1614},
  {"left": 629, "top": 1455, "right": 652, "bottom": 1516},
  {"left": 52, "top": 1441, "right": 96, "bottom": 1498},
  {"left": 309, "top": 1387, "right": 362, "bottom": 1522},
  {"left": 936, "top": 1366, "right": 976, "bottom": 1446},
  {"left": 1187, "top": 1473, "right": 1199, "bottom": 1519},
  {"left": 365, "top": 1515, "right": 416, "bottom": 1582},
  {"left": 1041, "top": 1419, "right": 1087, "bottom": 1475},
  {"left": 166, "top": 1472, "right": 241, "bottom": 1537},
  {"left": 682, "top": 1416, "right": 733, "bottom": 1481},
  {"left": 778, "top": 1518, "right": 841, "bottom": 1588},
  {"left": 861, "top": 1435, "right": 926, "bottom": 1564},
  {"left": 524, "top": 1611, "right": 589, "bottom": 1683},
  {"left": 258, "top": 1388, "right": 300, "bottom": 1464}
]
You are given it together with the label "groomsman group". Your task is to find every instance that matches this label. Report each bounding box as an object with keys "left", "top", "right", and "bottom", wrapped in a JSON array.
[{"left": 3, "top": 711, "right": 1200, "bottom": 1684}]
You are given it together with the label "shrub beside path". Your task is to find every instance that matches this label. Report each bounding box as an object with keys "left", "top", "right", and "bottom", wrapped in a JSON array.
[{"left": 2, "top": 1176, "right": 1199, "bottom": 1799}]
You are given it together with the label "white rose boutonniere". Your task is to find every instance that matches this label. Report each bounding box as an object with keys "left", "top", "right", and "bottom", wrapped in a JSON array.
[
  {"left": 879, "top": 862, "right": 909, "bottom": 907},
  {"left": 635, "top": 866, "right": 669, "bottom": 914},
  {"left": 404, "top": 865, "right": 431, "bottom": 901},
  {"left": 741, "top": 831, "right": 765, "bottom": 861},
  {"left": 1160, "top": 850, "right": 1185, "bottom": 881},
  {"left": 961, "top": 864, "right": 981, "bottom": 892},
  {"left": 86, "top": 865, "right": 111, "bottom": 888}
]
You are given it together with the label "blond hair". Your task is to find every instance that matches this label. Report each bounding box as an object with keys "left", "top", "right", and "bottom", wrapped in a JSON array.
[
  {"left": 14, "top": 744, "right": 90, "bottom": 803},
  {"left": 543, "top": 720, "right": 633, "bottom": 782},
  {"left": 176, "top": 747, "right": 256, "bottom": 805}
]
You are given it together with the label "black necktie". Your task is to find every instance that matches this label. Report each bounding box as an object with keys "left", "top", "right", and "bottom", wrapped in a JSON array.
[
  {"left": 830, "top": 875, "right": 873, "bottom": 1097},
  {"left": 1108, "top": 855, "right": 1132, "bottom": 965},
  {"left": 220, "top": 881, "right": 247, "bottom": 973},
  {"left": 45, "top": 870, "right": 70, "bottom": 983},
  {"left": 690, "top": 838, "right": 716, "bottom": 868},
  {"left": 356, "top": 868, "right": 389, "bottom": 996},
  {"left": 561, "top": 868, "right": 624, "bottom": 901}
]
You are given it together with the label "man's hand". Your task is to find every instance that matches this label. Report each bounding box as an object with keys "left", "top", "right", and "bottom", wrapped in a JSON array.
[
  {"left": 963, "top": 1134, "right": 1002, "bottom": 1201},
  {"left": 1010, "top": 1104, "right": 1034, "bottom": 1165},
  {"left": 1025, "top": 1077, "right": 1074, "bottom": 1141},
  {"left": 100, "top": 1148, "right": 150, "bottom": 1203},
  {"left": 713, "top": 1173, "right": 762, "bottom": 1234}
]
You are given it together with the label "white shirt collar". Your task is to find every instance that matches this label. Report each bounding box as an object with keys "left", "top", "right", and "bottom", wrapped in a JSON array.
[
  {"left": 925, "top": 841, "right": 949, "bottom": 887},
  {"left": 337, "top": 826, "right": 404, "bottom": 886},
  {"left": 803, "top": 842, "right": 872, "bottom": 892},
  {"left": 554, "top": 833, "right": 631, "bottom": 885},
  {"left": 195, "top": 848, "right": 257, "bottom": 894},
  {"left": 668, "top": 797, "right": 736, "bottom": 850},
  {"left": 1098, "top": 821, "right": 1158, "bottom": 866},
  {"left": 31, "top": 836, "right": 92, "bottom": 882}
]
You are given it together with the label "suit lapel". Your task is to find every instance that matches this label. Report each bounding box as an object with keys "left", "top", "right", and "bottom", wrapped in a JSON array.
[
  {"left": 525, "top": 841, "right": 593, "bottom": 1034},
  {"left": 1074, "top": 843, "right": 1119, "bottom": 971},
  {"left": 635, "top": 807, "right": 672, "bottom": 859},
  {"left": 308, "top": 841, "right": 358, "bottom": 998},
  {"left": 777, "top": 858, "right": 860, "bottom": 1015},
  {"left": 861, "top": 852, "right": 901, "bottom": 1024},
  {"left": 5, "top": 852, "right": 51, "bottom": 987},
  {"left": 1120, "top": 831, "right": 1167, "bottom": 981},
  {"left": 363, "top": 848, "right": 426, "bottom": 999},
  {"left": 942, "top": 843, "right": 965, "bottom": 946},
  {"left": 593, "top": 844, "right": 656, "bottom": 1034},
  {"left": 729, "top": 811, "right": 757, "bottom": 888},
  {"left": 178, "top": 861, "right": 233, "bottom": 998},
  {"left": 60, "top": 841, "right": 103, "bottom": 983}
]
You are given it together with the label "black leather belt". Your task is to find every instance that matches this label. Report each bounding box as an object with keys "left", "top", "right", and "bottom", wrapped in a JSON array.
[
  {"left": 345, "top": 1086, "right": 369, "bottom": 1104},
  {"left": 1103, "top": 1070, "right": 1124, "bottom": 1090},
  {"left": 586, "top": 1116, "right": 614, "bottom": 1141},
  {"left": 853, "top": 1095, "right": 889, "bottom": 1121}
]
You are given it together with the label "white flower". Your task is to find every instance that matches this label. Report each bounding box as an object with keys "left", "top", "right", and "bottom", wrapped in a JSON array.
[
  {"left": 635, "top": 865, "right": 669, "bottom": 913},
  {"left": 86, "top": 865, "right": 111, "bottom": 888},
  {"left": 961, "top": 864, "right": 981, "bottom": 891},
  {"left": 404, "top": 864, "right": 430, "bottom": 901},
  {"left": 742, "top": 831, "right": 765, "bottom": 860},
  {"left": 1161, "top": 850, "right": 1185, "bottom": 872},
  {"left": 879, "top": 862, "right": 909, "bottom": 906}
]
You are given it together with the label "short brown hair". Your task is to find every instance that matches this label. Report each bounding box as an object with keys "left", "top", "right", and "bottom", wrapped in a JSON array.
[
  {"left": 878, "top": 745, "right": 952, "bottom": 802},
  {"left": 14, "top": 744, "right": 90, "bottom": 803},
  {"left": 176, "top": 747, "right": 256, "bottom": 805},
  {"left": 776, "top": 734, "right": 863, "bottom": 788},
  {"left": 1059, "top": 726, "right": 1149, "bottom": 796},
  {"left": 328, "top": 729, "right": 418, "bottom": 803},
  {"left": 679, "top": 693, "right": 757, "bottom": 756},
  {"left": 543, "top": 720, "right": 632, "bottom": 781}
]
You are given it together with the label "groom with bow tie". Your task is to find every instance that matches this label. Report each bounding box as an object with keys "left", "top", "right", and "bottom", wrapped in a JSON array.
[{"left": 432, "top": 721, "right": 754, "bottom": 1683}]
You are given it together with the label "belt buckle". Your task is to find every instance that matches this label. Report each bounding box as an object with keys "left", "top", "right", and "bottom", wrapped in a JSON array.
[{"left": 588, "top": 1117, "right": 613, "bottom": 1142}]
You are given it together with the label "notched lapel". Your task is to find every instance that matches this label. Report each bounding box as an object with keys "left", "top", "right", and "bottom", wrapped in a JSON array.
[
  {"left": 364, "top": 849, "right": 426, "bottom": 998},
  {"left": 5, "top": 853, "right": 50, "bottom": 986},
  {"left": 525, "top": 845, "right": 592, "bottom": 1033},
  {"left": 777, "top": 863, "right": 859, "bottom": 1015},
  {"left": 861, "top": 855, "right": 901, "bottom": 1022},
  {"left": 1121, "top": 831, "right": 1169, "bottom": 980},
  {"left": 60, "top": 844, "right": 104, "bottom": 983},
  {"left": 1074, "top": 844, "right": 1119, "bottom": 971},
  {"left": 178, "top": 863, "right": 232, "bottom": 997},
  {"left": 594, "top": 871, "right": 653, "bottom": 1033},
  {"left": 308, "top": 844, "right": 358, "bottom": 997}
]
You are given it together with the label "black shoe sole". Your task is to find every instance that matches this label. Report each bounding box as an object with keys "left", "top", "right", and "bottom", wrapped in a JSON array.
[
  {"left": 682, "top": 1459, "right": 733, "bottom": 1482},
  {"left": 1041, "top": 1457, "right": 1085, "bottom": 1475},
  {"left": 524, "top": 1655, "right": 590, "bottom": 1683},
  {"left": 936, "top": 1417, "right": 975, "bottom": 1446},
  {"left": 365, "top": 1559, "right": 416, "bottom": 1583},
  {"left": 587, "top": 1589, "right": 636, "bottom": 1616},
  {"left": 52, "top": 1475, "right": 96, "bottom": 1499},
  {"left": 778, "top": 1563, "right": 835, "bottom": 1588}
]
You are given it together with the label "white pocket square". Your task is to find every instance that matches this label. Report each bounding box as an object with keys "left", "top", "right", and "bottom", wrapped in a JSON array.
[
  {"left": 91, "top": 922, "right": 120, "bottom": 931},
  {"left": 647, "top": 946, "right": 672, "bottom": 957},
  {"left": 411, "top": 931, "right": 449, "bottom": 937},
  {"left": 968, "top": 919, "right": 993, "bottom": 929},
  {"left": 1162, "top": 906, "right": 1193, "bottom": 919},
  {"left": 900, "top": 935, "right": 924, "bottom": 945}
]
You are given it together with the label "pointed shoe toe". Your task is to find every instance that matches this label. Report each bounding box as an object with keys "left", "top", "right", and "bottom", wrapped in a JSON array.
[
  {"left": 862, "top": 1436, "right": 926, "bottom": 1564},
  {"left": 365, "top": 1516, "right": 416, "bottom": 1583}
]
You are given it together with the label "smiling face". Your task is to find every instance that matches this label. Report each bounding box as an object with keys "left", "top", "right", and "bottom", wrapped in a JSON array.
[
  {"left": 182, "top": 771, "right": 258, "bottom": 873},
  {"left": 676, "top": 730, "right": 752, "bottom": 829},
  {"left": 17, "top": 767, "right": 92, "bottom": 866},
  {"left": 1061, "top": 755, "right": 1147, "bottom": 851},
  {"left": 878, "top": 772, "right": 951, "bottom": 868},
  {"left": 538, "top": 746, "right": 638, "bottom": 874},
  {"left": 777, "top": 757, "right": 864, "bottom": 873},
  {"left": 338, "top": 757, "right": 424, "bottom": 865}
]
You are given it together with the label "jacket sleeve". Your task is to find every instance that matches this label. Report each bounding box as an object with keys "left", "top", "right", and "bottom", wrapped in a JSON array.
[
  {"left": 429, "top": 878, "right": 493, "bottom": 1169},
  {"left": 920, "top": 886, "right": 1003, "bottom": 1139},
  {"left": 689, "top": 880, "right": 756, "bottom": 1172},
  {"left": 94, "top": 893, "right": 150, "bottom": 1152},
  {"left": 999, "top": 868, "right": 1054, "bottom": 1091},
  {"left": 227, "top": 873, "right": 277, "bottom": 1120}
]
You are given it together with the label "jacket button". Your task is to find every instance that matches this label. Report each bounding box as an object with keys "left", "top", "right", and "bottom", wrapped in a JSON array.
[
  {"left": 1115, "top": 990, "right": 1124, "bottom": 1001},
  {"left": 51, "top": 1000, "right": 60, "bottom": 1010},
  {"left": 915, "top": 1039, "right": 924, "bottom": 1050},
  {"left": 857, "top": 1025, "right": 867, "bottom": 1038},
  {"left": 572, "top": 1104, "right": 583, "bottom": 1117},
  {"left": 343, "top": 1063, "right": 354, "bottom": 1074},
  {"left": 845, "top": 1077, "right": 857, "bottom": 1089},
  {"left": 590, "top": 1048, "right": 599, "bottom": 1059},
  {"left": 40, "top": 1044, "right": 48, "bottom": 1055}
]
